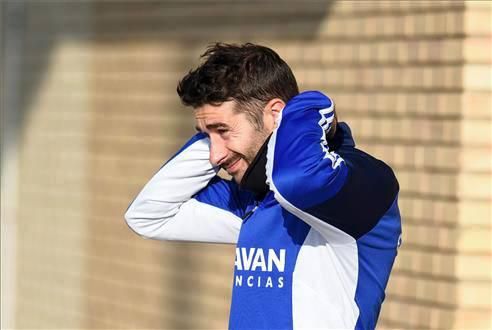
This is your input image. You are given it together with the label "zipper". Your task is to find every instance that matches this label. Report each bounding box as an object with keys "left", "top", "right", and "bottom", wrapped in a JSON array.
[{"left": 242, "top": 202, "right": 259, "bottom": 221}]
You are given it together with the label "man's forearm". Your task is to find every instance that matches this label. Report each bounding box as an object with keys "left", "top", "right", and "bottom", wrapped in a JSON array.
[{"left": 124, "top": 133, "right": 217, "bottom": 239}]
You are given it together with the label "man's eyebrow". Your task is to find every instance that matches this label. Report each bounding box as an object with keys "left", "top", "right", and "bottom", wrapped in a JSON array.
[
  {"left": 207, "top": 123, "right": 228, "bottom": 130},
  {"left": 196, "top": 123, "right": 229, "bottom": 132}
]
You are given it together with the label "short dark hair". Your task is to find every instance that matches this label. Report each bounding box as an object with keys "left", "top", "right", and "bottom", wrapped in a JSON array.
[{"left": 177, "top": 42, "right": 299, "bottom": 129}]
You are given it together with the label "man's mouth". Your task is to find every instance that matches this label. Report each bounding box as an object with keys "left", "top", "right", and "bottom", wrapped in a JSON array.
[{"left": 225, "top": 158, "right": 241, "bottom": 174}]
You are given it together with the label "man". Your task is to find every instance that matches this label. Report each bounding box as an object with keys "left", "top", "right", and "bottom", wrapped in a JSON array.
[{"left": 125, "top": 43, "right": 402, "bottom": 329}]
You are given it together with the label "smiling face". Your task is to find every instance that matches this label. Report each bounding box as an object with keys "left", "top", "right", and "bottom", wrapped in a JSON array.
[{"left": 195, "top": 100, "right": 281, "bottom": 184}]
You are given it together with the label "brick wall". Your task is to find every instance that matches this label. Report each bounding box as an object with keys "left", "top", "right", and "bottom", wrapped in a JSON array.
[
  {"left": 11, "top": 3, "right": 93, "bottom": 328},
  {"left": 452, "top": 2, "right": 491, "bottom": 328},
  {"left": 4, "top": 1, "right": 490, "bottom": 329}
]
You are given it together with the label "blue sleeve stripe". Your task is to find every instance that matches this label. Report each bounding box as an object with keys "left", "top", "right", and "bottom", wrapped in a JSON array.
[
  {"left": 266, "top": 91, "right": 348, "bottom": 210},
  {"left": 194, "top": 176, "right": 255, "bottom": 219}
]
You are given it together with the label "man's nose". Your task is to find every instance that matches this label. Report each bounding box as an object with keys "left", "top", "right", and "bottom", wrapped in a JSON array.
[{"left": 209, "top": 137, "right": 227, "bottom": 166}]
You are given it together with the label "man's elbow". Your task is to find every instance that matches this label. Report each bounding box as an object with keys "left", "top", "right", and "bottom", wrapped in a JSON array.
[
  {"left": 124, "top": 205, "right": 177, "bottom": 241},
  {"left": 124, "top": 207, "right": 150, "bottom": 239}
]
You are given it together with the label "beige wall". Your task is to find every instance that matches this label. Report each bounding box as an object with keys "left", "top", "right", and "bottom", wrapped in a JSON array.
[
  {"left": 10, "top": 3, "right": 93, "bottom": 329},
  {"left": 2, "top": 1, "right": 490, "bottom": 329}
]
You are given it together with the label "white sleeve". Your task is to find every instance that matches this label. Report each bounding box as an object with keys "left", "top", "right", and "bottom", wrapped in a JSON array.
[{"left": 124, "top": 135, "right": 243, "bottom": 244}]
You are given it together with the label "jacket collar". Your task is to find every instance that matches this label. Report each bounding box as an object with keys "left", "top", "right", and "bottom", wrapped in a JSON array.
[
  {"left": 240, "top": 122, "right": 355, "bottom": 198},
  {"left": 239, "top": 135, "right": 271, "bottom": 199}
]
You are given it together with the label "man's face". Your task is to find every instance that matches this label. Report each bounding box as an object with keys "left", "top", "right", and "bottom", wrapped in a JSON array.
[{"left": 195, "top": 101, "right": 272, "bottom": 184}]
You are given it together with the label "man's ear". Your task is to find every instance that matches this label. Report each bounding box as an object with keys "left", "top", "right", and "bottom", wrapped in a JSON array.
[
  {"left": 263, "top": 98, "right": 286, "bottom": 131},
  {"left": 265, "top": 98, "right": 285, "bottom": 119}
]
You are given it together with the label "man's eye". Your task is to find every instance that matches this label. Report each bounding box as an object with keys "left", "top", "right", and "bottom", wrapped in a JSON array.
[{"left": 218, "top": 129, "right": 229, "bottom": 135}]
